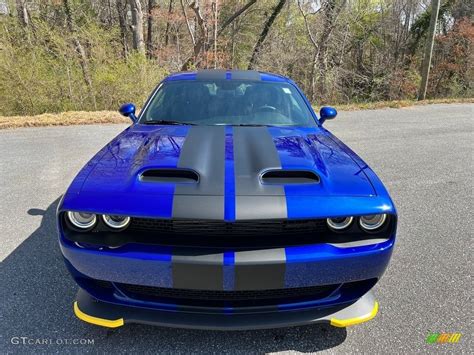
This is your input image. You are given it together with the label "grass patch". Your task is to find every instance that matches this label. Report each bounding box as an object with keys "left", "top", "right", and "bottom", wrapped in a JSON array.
[
  {"left": 332, "top": 97, "right": 474, "bottom": 111},
  {"left": 0, "top": 98, "right": 472, "bottom": 130},
  {"left": 0, "top": 111, "right": 128, "bottom": 129}
]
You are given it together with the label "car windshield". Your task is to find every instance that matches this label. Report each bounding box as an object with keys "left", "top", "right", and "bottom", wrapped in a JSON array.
[{"left": 140, "top": 80, "right": 315, "bottom": 126}]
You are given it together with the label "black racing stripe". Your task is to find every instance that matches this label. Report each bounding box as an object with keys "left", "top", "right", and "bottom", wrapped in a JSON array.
[
  {"left": 172, "top": 249, "right": 223, "bottom": 290},
  {"left": 233, "top": 127, "right": 282, "bottom": 195},
  {"left": 230, "top": 70, "right": 261, "bottom": 81},
  {"left": 234, "top": 249, "right": 286, "bottom": 290},
  {"left": 233, "top": 127, "right": 287, "bottom": 219},
  {"left": 196, "top": 69, "right": 227, "bottom": 80},
  {"left": 173, "top": 126, "right": 225, "bottom": 219}
]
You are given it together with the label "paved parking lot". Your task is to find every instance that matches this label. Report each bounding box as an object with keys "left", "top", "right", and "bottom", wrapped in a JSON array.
[{"left": 0, "top": 104, "right": 472, "bottom": 353}]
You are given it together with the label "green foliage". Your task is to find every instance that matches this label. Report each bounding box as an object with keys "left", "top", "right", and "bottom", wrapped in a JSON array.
[
  {"left": 93, "top": 53, "right": 166, "bottom": 110},
  {"left": 0, "top": 0, "right": 471, "bottom": 116},
  {"left": 0, "top": 16, "right": 166, "bottom": 116}
]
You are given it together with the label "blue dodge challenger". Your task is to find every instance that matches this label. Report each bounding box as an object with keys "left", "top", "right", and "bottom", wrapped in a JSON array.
[{"left": 58, "top": 70, "right": 396, "bottom": 330}]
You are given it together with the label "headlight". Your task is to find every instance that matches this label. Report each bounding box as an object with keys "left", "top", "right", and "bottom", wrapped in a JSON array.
[
  {"left": 102, "top": 215, "right": 131, "bottom": 229},
  {"left": 327, "top": 216, "right": 353, "bottom": 230},
  {"left": 67, "top": 211, "right": 97, "bottom": 229},
  {"left": 359, "top": 214, "right": 387, "bottom": 231}
]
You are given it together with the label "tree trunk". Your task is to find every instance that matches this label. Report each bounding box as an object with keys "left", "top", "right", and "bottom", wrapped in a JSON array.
[
  {"left": 129, "top": 0, "right": 146, "bottom": 55},
  {"left": 231, "top": 20, "right": 236, "bottom": 68},
  {"left": 116, "top": 0, "right": 129, "bottom": 58},
  {"left": 248, "top": 0, "right": 286, "bottom": 70},
  {"left": 190, "top": 1, "right": 207, "bottom": 58},
  {"left": 212, "top": 0, "right": 218, "bottom": 68},
  {"left": 297, "top": 0, "right": 322, "bottom": 102},
  {"left": 316, "top": 0, "right": 346, "bottom": 101},
  {"left": 63, "top": 0, "right": 96, "bottom": 109},
  {"left": 180, "top": 0, "right": 256, "bottom": 70},
  {"left": 16, "top": 0, "right": 29, "bottom": 27},
  {"left": 181, "top": 1, "right": 207, "bottom": 70},
  {"left": 164, "top": 0, "right": 174, "bottom": 46},
  {"left": 309, "top": 52, "right": 318, "bottom": 103},
  {"left": 146, "top": 0, "right": 157, "bottom": 58}
]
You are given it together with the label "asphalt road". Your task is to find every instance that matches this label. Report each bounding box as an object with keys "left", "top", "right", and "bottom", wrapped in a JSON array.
[{"left": 0, "top": 104, "right": 472, "bottom": 354}]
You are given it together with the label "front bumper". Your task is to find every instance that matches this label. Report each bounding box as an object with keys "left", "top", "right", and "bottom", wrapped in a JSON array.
[
  {"left": 73, "top": 287, "right": 379, "bottom": 330},
  {"left": 59, "top": 210, "right": 395, "bottom": 329},
  {"left": 60, "top": 237, "right": 394, "bottom": 290},
  {"left": 61, "top": 236, "right": 393, "bottom": 329}
]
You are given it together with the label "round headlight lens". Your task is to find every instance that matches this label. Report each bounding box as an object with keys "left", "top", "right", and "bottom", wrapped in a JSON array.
[
  {"left": 67, "top": 211, "right": 97, "bottom": 229},
  {"left": 327, "top": 216, "right": 353, "bottom": 230},
  {"left": 359, "top": 214, "right": 387, "bottom": 231},
  {"left": 102, "top": 215, "right": 131, "bottom": 229}
]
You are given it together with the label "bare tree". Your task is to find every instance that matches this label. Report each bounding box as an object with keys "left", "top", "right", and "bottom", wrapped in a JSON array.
[
  {"left": 316, "top": 0, "right": 347, "bottom": 101},
  {"left": 63, "top": 0, "right": 96, "bottom": 109},
  {"left": 146, "top": 0, "right": 157, "bottom": 58},
  {"left": 179, "top": 0, "right": 257, "bottom": 69},
  {"left": 129, "top": 0, "right": 146, "bottom": 54},
  {"left": 116, "top": 0, "right": 129, "bottom": 57},
  {"left": 212, "top": 1, "right": 218, "bottom": 68},
  {"left": 208, "top": 0, "right": 257, "bottom": 48},
  {"left": 248, "top": 0, "right": 287, "bottom": 70},
  {"left": 3, "top": 0, "right": 472, "bottom": 116},
  {"left": 180, "top": 0, "right": 207, "bottom": 70},
  {"left": 217, "top": 0, "right": 256, "bottom": 37},
  {"left": 297, "top": 0, "right": 322, "bottom": 101},
  {"left": 164, "top": 0, "right": 174, "bottom": 46}
]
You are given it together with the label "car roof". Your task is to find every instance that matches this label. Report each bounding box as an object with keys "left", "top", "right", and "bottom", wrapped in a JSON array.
[{"left": 163, "top": 70, "right": 291, "bottom": 83}]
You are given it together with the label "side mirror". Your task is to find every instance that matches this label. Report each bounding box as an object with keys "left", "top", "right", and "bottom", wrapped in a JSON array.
[
  {"left": 119, "top": 103, "right": 137, "bottom": 123},
  {"left": 319, "top": 106, "right": 337, "bottom": 125}
]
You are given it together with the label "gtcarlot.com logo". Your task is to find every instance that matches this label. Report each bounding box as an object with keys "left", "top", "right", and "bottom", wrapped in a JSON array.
[{"left": 11, "top": 337, "right": 95, "bottom": 346}]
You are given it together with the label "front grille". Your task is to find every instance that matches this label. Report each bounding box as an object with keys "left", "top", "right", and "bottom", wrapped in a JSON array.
[
  {"left": 116, "top": 283, "right": 337, "bottom": 308},
  {"left": 130, "top": 218, "right": 328, "bottom": 238},
  {"left": 65, "top": 215, "right": 392, "bottom": 249}
]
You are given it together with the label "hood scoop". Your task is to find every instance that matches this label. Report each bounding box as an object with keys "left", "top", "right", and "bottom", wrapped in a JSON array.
[
  {"left": 140, "top": 169, "right": 199, "bottom": 183},
  {"left": 261, "top": 170, "right": 320, "bottom": 185}
]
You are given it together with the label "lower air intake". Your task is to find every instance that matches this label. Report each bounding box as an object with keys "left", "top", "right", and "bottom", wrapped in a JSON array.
[{"left": 116, "top": 283, "right": 338, "bottom": 308}]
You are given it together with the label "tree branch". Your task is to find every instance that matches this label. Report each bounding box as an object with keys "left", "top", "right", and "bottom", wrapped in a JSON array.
[
  {"left": 297, "top": 0, "right": 320, "bottom": 49},
  {"left": 248, "top": 0, "right": 287, "bottom": 70},
  {"left": 217, "top": 0, "right": 256, "bottom": 37},
  {"left": 180, "top": 0, "right": 195, "bottom": 46}
]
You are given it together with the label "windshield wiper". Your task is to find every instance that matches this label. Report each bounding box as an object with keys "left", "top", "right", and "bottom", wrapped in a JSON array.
[{"left": 142, "top": 120, "right": 196, "bottom": 125}]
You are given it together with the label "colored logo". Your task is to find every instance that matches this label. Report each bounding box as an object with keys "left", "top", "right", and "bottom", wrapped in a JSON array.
[{"left": 426, "top": 333, "right": 461, "bottom": 344}]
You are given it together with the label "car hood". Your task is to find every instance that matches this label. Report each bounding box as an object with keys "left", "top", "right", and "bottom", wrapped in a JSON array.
[
  {"left": 79, "top": 124, "right": 374, "bottom": 196},
  {"left": 62, "top": 124, "right": 387, "bottom": 219}
]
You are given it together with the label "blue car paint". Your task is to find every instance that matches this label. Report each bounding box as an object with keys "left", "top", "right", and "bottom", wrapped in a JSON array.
[
  {"left": 224, "top": 126, "right": 236, "bottom": 221},
  {"left": 64, "top": 252, "right": 371, "bottom": 315},
  {"left": 223, "top": 251, "right": 235, "bottom": 291},
  {"left": 60, "top": 125, "right": 392, "bottom": 219},
  {"left": 118, "top": 103, "right": 138, "bottom": 122},
  {"left": 60, "top": 234, "right": 393, "bottom": 290},
  {"left": 319, "top": 107, "right": 338, "bottom": 124},
  {"left": 58, "top": 70, "right": 397, "bottom": 322}
]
